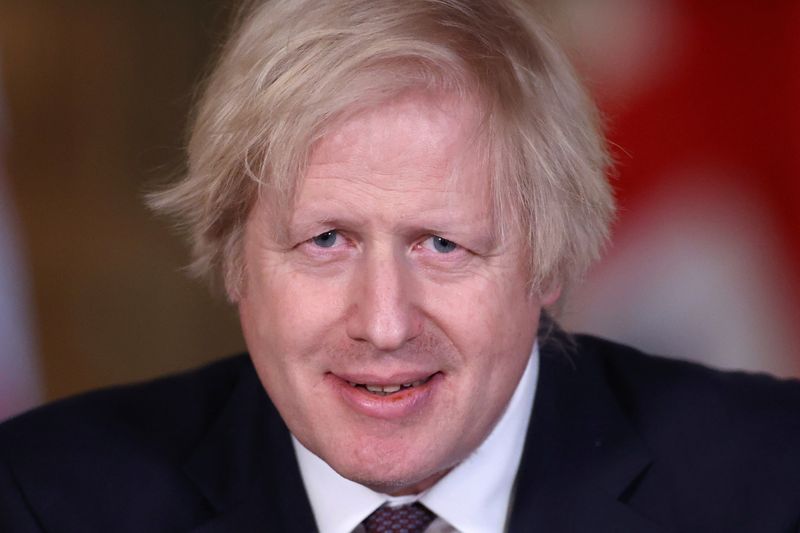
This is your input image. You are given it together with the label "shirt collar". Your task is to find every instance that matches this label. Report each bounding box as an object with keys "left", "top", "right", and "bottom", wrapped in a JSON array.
[{"left": 293, "top": 343, "right": 539, "bottom": 533}]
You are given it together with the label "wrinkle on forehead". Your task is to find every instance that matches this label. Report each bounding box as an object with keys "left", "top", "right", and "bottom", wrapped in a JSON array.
[{"left": 307, "top": 90, "right": 488, "bottom": 197}]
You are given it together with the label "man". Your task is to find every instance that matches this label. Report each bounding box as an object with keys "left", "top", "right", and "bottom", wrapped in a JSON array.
[{"left": 1, "top": 1, "right": 799, "bottom": 532}]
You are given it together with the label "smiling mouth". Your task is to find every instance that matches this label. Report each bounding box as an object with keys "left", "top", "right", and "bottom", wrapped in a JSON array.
[{"left": 347, "top": 374, "right": 436, "bottom": 396}]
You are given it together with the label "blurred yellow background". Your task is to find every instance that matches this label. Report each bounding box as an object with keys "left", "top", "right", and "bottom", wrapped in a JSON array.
[{"left": 0, "top": 1, "right": 245, "bottom": 405}]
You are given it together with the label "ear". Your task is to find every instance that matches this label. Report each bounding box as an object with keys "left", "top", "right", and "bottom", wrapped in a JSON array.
[{"left": 539, "top": 284, "right": 562, "bottom": 307}]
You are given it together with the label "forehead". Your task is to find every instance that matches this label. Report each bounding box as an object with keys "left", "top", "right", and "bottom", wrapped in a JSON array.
[
  {"left": 297, "top": 91, "right": 491, "bottom": 211},
  {"left": 315, "top": 91, "right": 477, "bottom": 163}
]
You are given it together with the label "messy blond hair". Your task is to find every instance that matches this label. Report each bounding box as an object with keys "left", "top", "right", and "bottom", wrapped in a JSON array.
[{"left": 150, "top": 0, "right": 614, "bottom": 300}]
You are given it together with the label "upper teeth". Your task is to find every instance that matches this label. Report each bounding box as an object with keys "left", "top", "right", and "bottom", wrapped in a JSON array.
[
  {"left": 367, "top": 384, "right": 401, "bottom": 393},
  {"left": 350, "top": 380, "right": 426, "bottom": 393}
]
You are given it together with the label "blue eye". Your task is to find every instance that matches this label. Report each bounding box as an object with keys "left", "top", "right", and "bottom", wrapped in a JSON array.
[
  {"left": 431, "top": 235, "right": 457, "bottom": 253},
  {"left": 311, "top": 230, "right": 338, "bottom": 248}
]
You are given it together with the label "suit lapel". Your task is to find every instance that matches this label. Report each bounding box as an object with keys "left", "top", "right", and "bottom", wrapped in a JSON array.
[
  {"left": 184, "top": 361, "right": 317, "bottom": 533},
  {"left": 508, "top": 332, "right": 667, "bottom": 533}
]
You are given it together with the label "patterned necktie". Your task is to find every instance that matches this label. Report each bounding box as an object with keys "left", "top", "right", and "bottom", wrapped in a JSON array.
[{"left": 362, "top": 502, "right": 436, "bottom": 533}]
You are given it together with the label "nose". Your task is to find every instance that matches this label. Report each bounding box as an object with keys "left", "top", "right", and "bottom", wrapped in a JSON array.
[{"left": 345, "top": 247, "right": 423, "bottom": 351}]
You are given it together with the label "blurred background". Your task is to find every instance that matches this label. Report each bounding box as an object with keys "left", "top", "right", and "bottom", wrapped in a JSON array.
[{"left": 1, "top": 0, "right": 798, "bottom": 421}]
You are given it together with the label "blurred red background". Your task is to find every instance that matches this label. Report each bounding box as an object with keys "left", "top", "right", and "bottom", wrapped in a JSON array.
[{"left": 557, "top": 0, "right": 800, "bottom": 376}]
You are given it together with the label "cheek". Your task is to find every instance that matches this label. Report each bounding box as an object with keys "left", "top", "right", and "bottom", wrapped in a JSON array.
[
  {"left": 422, "top": 272, "right": 536, "bottom": 354},
  {"left": 242, "top": 271, "right": 349, "bottom": 358}
]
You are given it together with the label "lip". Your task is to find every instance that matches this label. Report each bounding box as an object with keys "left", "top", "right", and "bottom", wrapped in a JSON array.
[
  {"left": 327, "top": 371, "right": 443, "bottom": 420},
  {"left": 334, "top": 369, "right": 439, "bottom": 386}
]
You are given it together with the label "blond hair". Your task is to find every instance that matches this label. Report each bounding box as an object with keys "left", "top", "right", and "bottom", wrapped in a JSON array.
[{"left": 150, "top": 0, "right": 615, "bottom": 300}]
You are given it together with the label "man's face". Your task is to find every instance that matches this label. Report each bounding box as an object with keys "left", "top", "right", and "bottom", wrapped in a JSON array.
[{"left": 238, "top": 91, "right": 553, "bottom": 495}]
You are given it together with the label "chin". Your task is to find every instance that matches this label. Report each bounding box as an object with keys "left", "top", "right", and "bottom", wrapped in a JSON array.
[
  {"left": 336, "top": 462, "right": 449, "bottom": 496},
  {"left": 322, "top": 438, "right": 462, "bottom": 495}
]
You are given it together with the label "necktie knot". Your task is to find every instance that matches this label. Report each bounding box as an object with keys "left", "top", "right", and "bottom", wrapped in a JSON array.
[{"left": 363, "top": 502, "right": 436, "bottom": 533}]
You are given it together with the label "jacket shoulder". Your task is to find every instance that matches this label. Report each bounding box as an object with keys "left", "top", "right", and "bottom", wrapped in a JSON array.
[
  {"left": 0, "top": 354, "right": 252, "bottom": 454},
  {"left": 575, "top": 334, "right": 800, "bottom": 431},
  {"left": 0, "top": 354, "right": 254, "bottom": 532},
  {"left": 573, "top": 335, "right": 800, "bottom": 528}
]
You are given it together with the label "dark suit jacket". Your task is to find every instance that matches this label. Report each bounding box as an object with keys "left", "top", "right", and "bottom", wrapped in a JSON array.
[{"left": 1, "top": 333, "right": 799, "bottom": 532}]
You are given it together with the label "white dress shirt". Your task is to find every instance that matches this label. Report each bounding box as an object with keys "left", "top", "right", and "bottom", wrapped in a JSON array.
[{"left": 293, "top": 344, "right": 539, "bottom": 533}]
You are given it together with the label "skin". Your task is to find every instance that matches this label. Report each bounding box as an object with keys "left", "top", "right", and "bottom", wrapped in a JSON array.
[{"left": 237, "top": 90, "right": 557, "bottom": 495}]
